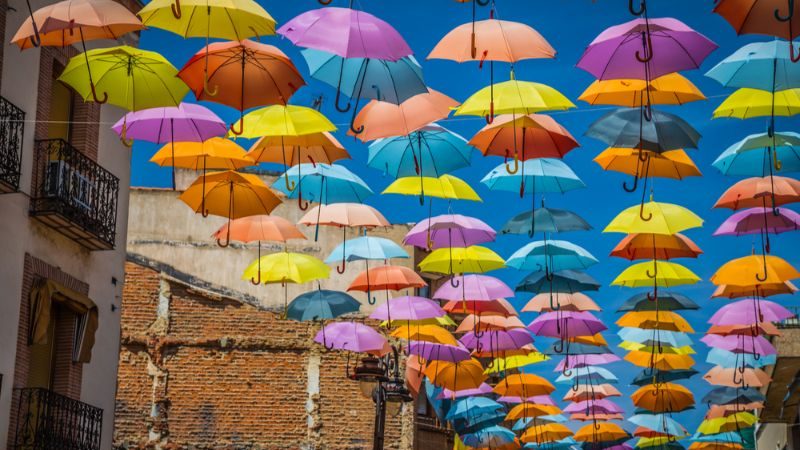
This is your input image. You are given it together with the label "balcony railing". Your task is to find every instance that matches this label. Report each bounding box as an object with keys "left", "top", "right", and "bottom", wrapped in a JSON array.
[
  {"left": 778, "top": 306, "right": 800, "bottom": 329},
  {"left": 13, "top": 387, "right": 103, "bottom": 450},
  {"left": 30, "top": 139, "right": 118, "bottom": 250},
  {"left": 0, "top": 96, "right": 25, "bottom": 193}
]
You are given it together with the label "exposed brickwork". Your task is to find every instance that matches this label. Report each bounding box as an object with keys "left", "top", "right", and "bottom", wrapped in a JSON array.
[{"left": 116, "top": 260, "right": 413, "bottom": 449}]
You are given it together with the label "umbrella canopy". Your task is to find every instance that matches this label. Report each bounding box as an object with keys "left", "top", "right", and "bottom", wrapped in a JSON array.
[
  {"left": 706, "top": 40, "right": 800, "bottom": 91},
  {"left": 274, "top": 163, "right": 373, "bottom": 206},
  {"left": 494, "top": 373, "right": 556, "bottom": 397},
  {"left": 485, "top": 352, "right": 549, "bottom": 374},
  {"left": 298, "top": 203, "right": 389, "bottom": 228},
  {"left": 713, "top": 280, "right": 798, "bottom": 299},
  {"left": 369, "top": 296, "right": 444, "bottom": 321},
  {"left": 246, "top": 132, "right": 349, "bottom": 166},
  {"left": 629, "top": 414, "right": 688, "bottom": 437},
  {"left": 506, "top": 403, "right": 562, "bottom": 421},
  {"left": 617, "top": 292, "right": 699, "bottom": 312},
  {"left": 704, "top": 366, "right": 771, "bottom": 388},
  {"left": 617, "top": 311, "right": 694, "bottom": 332},
  {"left": 515, "top": 270, "right": 601, "bottom": 294},
  {"left": 113, "top": 103, "right": 226, "bottom": 143},
  {"left": 286, "top": 289, "right": 360, "bottom": 321},
  {"left": 469, "top": 114, "right": 579, "bottom": 161},
  {"left": 446, "top": 397, "right": 504, "bottom": 420},
  {"left": 455, "top": 77, "right": 575, "bottom": 117},
  {"left": 528, "top": 311, "right": 608, "bottom": 338},
  {"left": 408, "top": 341, "right": 471, "bottom": 363},
  {"left": 706, "top": 348, "right": 776, "bottom": 369},
  {"left": 709, "top": 299, "right": 794, "bottom": 325},
  {"left": 523, "top": 293, "right": 599, "bottom": 313},
  {"left": 313, "top": 321, "right": 388, "bottom": 355},
  {"left": 459, "top": 329, "right": 535, "bottom": 351},
  {"left": 179, "top": 170, "right": 281, "bottom": 219},
  {"left": 428, "top": 18, "right": 555, "bottom": 62},
  {"left": 713, "top": 87, "right": 800, "bottom": 118},
  {"left": 456, "top": 314, "right": 526, "bottom": 333},
  {"left": 579, "top": 73, "right": 706, "bottom": 106},
  {"left": 229, "top": 104, "right": 336, "bottom": 139},
  {"left": 138, "top": 0, "right": 275, "bottom": 40},
  {"left": 611, "top": 261, "right": 701, "bottom": 288},
  {"left": 520, "top": 423, "right": 573, "bottom": 445},
  {"left": 574, "top": 422, "right": 630, "bottom": 443},
  {"left": 556, "top": 366, "right": 618, "bottom": 384},
  {"left": 604, "top": 200, "right": 703, "bottom": 235},
  {"left": 368, "top": 125, "right": 473, "bottom": 178},
  {"left": 713, "top": 131, "right": 800, "bottom": 176},
  {"left": 715, "top": 176, "right": 800, "bottom": 210},
  {"left": 241, "top": 252, "right": 329, "bottom": 285},
  {"left": 405, "top": 214, "right": 495, "bottom": 249},
  {"left": 461, "top": 426, "right": 517, "bottom": 449},
  {"left": 585, "top": 108, "right": 702, "bottom": 152},
  {"left": 506, "top": 240, "right": 598, "bottom": 272},
  {"left": 714, "top": 0, "right": 800, "bottom": 41},
  {"left": 443, "top": 299, "right": 517, "bottom": 317},
  {"left": 325, "top": 236, "right": 408, "bottom": 264},
  {"left": 577, "top": 17, "right": 717, "bottom": 80},
  {"left": 433, "top": 274, "right": 514, "bottom": 301},
  {"left": 714, "top": 207, "right": 800, "bottom": 236},
  {"left": 594, "top": 148, "right": 702, "bottom": 180},
  {"left": 711, "top": 254, "right": 800, "bottom": 286},
  {"left": 383, "top": 174, "right": 481, "bottom": 201},
  {"left": 437, "top": 383, "right": 494, "bottom": 400},
  {"left": 701, "top": 334, "right": 776, "bottom": 356},
  {"left": 150, "top": 138, "right": 253, "bottom": 170},
  {"left": 424, "top": 359, "right": 487, "bottom": 391},
  {"left": 626, "top": 351, "right": 695, "bottom": 371},
  {"left": 481, "top": 158, "right": 586, "bottom": 195},
  {"left": 350, "top": 90, "right": 459, "bottom": 142},
  {"left": 277, "top": 7, "right": 411, "bottom": 60},
  {"left": 611, "top": 233, "right": 702, "bottom": 261},
  {"left": 632, "top": 368, "right": 698, "bottom": 386},
  {"left": 212, "top": 215, "right": 305, "bottom": 244},
  {"left": 418, "top": 246, "right": 505, "bottom": 274},
  {"left": 348, "top": 266, "right": 426, "bottom": 292},
  {"left": 555, "top": 354, "right": 620, "bottom": 371},
  {"left": 632, "top": 383, "right": 694, "bottom": 413},
  {"left": 502, "top": 207, "right": 592, "bottom": 236}
]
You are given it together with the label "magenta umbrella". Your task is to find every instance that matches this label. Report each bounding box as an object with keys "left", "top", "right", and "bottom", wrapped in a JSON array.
[
  {"left": 498, "top": 395, "right": 556, "bottom": 405},
  {"left": 555, "top": 354, "right": 621, "bottom": 371},
  {"left": 564, "top": 399, "right": 624, "bottom": 414},
  {"left": 714, "top": 207, "right": 800, "bottom": 237},
  {"left": 404, "top": 214, "right": 496, "bottom": 250},
  {"left": 112, "top": 103, "right": 227, "bottom": 189},
  {"left": 433, "top": 274, "right": 514, "bottom": 301},
  {"left": 314, "top": 321, "right": 389, "bottom": 355},
  {"left": 459, "top": 329, "right": 534, "bottom": 352},
  {"left": 437, "top": 383, "right": 494, "bottom": 400},
  {"left": 577, "top": 17, "right": 717, "bottom": 81},
  {"left": 408, "top": 341, "right": 471, "bottom": 363},
  {"left": 368, "top": 295, "right": 444, "bottom": 322},
  {"left": 701, "top": 334, "right": 776, "bottom": 356},
  {"left": 527, "top": 311, "right": 607, "bottom": 338},
  {"left": 709, "top": 299, "right": 794, "bottom": 326}
]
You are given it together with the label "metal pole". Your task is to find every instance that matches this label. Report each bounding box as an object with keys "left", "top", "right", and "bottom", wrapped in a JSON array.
[{"left": 372, "top": 376, "right": 387, "bottom": 450}]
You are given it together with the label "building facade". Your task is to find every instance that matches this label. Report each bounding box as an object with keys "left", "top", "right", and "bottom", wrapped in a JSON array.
[{"left": 0, "top": 0, "right": 140, "bottom": 448}]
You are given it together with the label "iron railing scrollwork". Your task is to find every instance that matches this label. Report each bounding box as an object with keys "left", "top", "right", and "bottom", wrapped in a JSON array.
[
  {"left": 30, "top": 139, "right": 118, "bottom": 248},
  {"left": 0, "top": 96, "right": 25, "bottom": 192},
  {"left": 13, "top": 387, "right": 103, "bottom": 450}
]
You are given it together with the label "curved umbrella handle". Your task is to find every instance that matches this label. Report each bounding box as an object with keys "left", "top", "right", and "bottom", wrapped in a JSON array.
[
  {"left": 334, "top": 89, "right": 351, "bottom": 113},
  {"left": 755, "top": 254, "right": 769, "bottom": 282},
  {"left": 119, "top": 122, "right": 134, "bottom": 148},
  {"left": 90, "top": 83, "right": 109, "bottom": 105},
  {"left": 562, "top": 365, "right": 572, "bottom": 377},
  {"left": 639, "top": 201, "right": 653, "bottom": 221},
  {"left": 349, "top": 113, "right": 364, "bottom": 135},
  {"left": 298, "top": 190, "right": 309, "bottom": 211},
  {"left": 283, "top": 172, "right": 296, "bottom": 192},
  {"left": 642, "top": 101, "right": 653, "bottom": 122},
  {"left": 171, "top": 0, "right": 182, "bottom": 18},
  {"left": 776, "top": 0, "right": 795, "bottom": 21},
  {"left": 336, "top": 258, "right": 346, "bottom": 274},
  {"left": 646, "top": 263, "right": 658, "bottom": 279},
  {"left": 790, "top": 40, "right": 800, "bottom": 63},
  {"left": 318, "top": 0, "right": 333, "bottom": 4},
  {"left": 484, "top": 102, "right": 494, "bottom": 124},
  {"left": 774, "top": 146, "right": 784, "bottom": 171},
  {"left": 203, "top": 72, "right": 219, "bottom": 97},
  {"left": 553, "top": 338, "right": 564, "bottom": 354},
  {"left": 646, "top": 287, "right": 658, "bottom": 302},
  {"left": 250, "top": 270, "right": 261, "bottom": 285},
  {"left": 24, "top": 0, "right": 42, "bottom": 47},
  {"left": 636, "top": 30, "right": 654, "bottom": 63},
  {"left": 622, "top": 174, "right": 639, "bottom": 193},
  {"left": 229, "top": 116, "right": 245, "bottom": 136},
  {"left": 629, "top": 0, "right": 646, "bottom": 15},
  {"left": 450, "top": 276, "right": 460, "bottom": 288},
  {"left": 504, "top": 149, "right": 519, "bottom": 174}
]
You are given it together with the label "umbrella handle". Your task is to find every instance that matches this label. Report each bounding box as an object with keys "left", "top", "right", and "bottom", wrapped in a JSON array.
[
  {"left": 484, "top": 102, "right": 494, "bottom": 124},
  {"left": 622, "top": 174, "right": 639, "bottom": 193},
  {"left": 639, "top": 201, "right": 653, "bottom": 221},
  {"left": 646, "top": 288, "right": 658, "bottom": 302},
  {"left": 249, "top": 242, "right": 261, "bottom": 284},
  {"left": 250, "top": 271, "right": 261, "bottom": 285},
  {"left": 298, "top": 190, "right": 309, "bottom": 211},
  {"left": 23, "top": 0, "right": 41, "bottom": 47},
  {"left": 475, "top": 0, "right": 490, "bottom": 5},
  {"left": 90, "top": 83, "right": 108, "bottom": 105},
  {"left": 171, "top": 0, "right": 182, "bottom": 18},
  {"left": 318, "top": 0, "right": 333, "bottom": 4},
  {"left": 642, "top": 101, "right": 653, "bottom": 122},
  {"left": 636, "top": 30, "right": 654, "bottom": 63},
  {"left": 755, "top": 255, "right": 769, "bottom": 282},
  {"left": 450, "top": 275, "right": 460, "bottom": 288},
  {"left": 203, "top": 72, "right": 219, "bottom": 97},
  {"left": 216, "top": 237, "right": 230, "bottom": 248},
  {"left": 229, "top": 117, "right": 245, "bottom": 136},
  {"left": 283, "top": 172, "right": 296, "bottom": 192},
  {"left": 776, "top": 0, "right": 795, "bottom": 21},
  {"left": 334, "top": 89, "right": 351, "bottom": 113},
  {"left": 119, "top": 122, "right": 134, "bottom": 148},
  {"left": 790, "top": 40, "right": 800, "bottom": 63},
  {"left": 629, "top": 0, "right": 646, "bottom": 15},
  {"left": 504, "top": 149, "right": 519, "bottom": 174},
  {"left": 336, "top": 259, "right": 347, "bottom": 274},
  {"left": 646, "top": 264, "right": 657, "bottom": 279},
  {"left": 553, "top": 339, "right": 564, "bottom": 354}
]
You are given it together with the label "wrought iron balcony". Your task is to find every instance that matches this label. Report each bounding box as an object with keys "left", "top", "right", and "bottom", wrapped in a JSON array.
[
  {"left": 13, "top": 387, "right": 103, "bottom": 450},
  {"left": 0, "top": 95, "right": 25, "bottom": 193},
  {"left": 30, "top": 139, "right": 118, "bottom": 250}
]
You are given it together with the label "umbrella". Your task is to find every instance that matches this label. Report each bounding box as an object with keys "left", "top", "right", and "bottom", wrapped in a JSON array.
[
  {"left": 149, "top": 138, "right": 253, "bottom": 187},
  {"left": 178, "top": 40, "right": 304, "bottom": 134},
  {"left": 605, "top": 200, "right": 703, "bottom": 234},
  {"left": 528, "top": 311, "right": 608, "bottom": 339},
  {"left": 706, "top": 348, "right": 775, "bottom": 368},
  {"left": 138, "top": 0, "right": 275, "bottom": 39},
  {"left": 368, "top": 125, "right": 473, "bottom": 178},
  {"left": 298, "top": 202, "right": 388, "bottom": 241},
  {"left": 273, "top": 163, "right": 373, "bottom": 210},
  {"left": 632, "top": 368, "right": 698, "bottom": 386},
  {"left": 611, "top": 233, "right": 702, "bottom": 261},
  {"left": 507, "top": 240, "right": 598, "bottom": 273},
  {"left": 555, "top": 354, "right": 620, "bottom": 371},
  {"left": 456, "top": 314, "right": 526, "bottom": 333},
  {"left": 433, "top": 274, "right": 514, "bottom": 301},
  {"left": 715, "top": 176, "right": 800, "bottom": 210},
  {"left": 404, "top": 214, "right": 495, "bottom": 250},
  {"left": 494, "top": 373, "right": 556, "bottom": 397},
  {"left": 713, "top": 87, "right": 800, "bottom": 119},
  {"left": 58, "top": 46, "right": 189, "bottom": 111},
  {"left": 617, "top": 292, "right": 698, "bottom": 312},
  {"left": 325, "top": 236, "right": 408, "bottom": 275},
  {"left": 617, "top": 311, "right": 694, "bottom": 332},
  {"left": 391, "top": 324, "right": 457, "bottom": 346},
  {"left": 701, "top": 334, "right": 776, "bottom": 356},
  {"left": 574, "top": 422, "right": 630, "bottom": 443},
  {"left": 702, "top": 387, "right": 764, "bottom": 406},
  {"left": 563, "top": 385, "right": 621, "bottom": 402},
  {"left": 611, "top": 261, "right": 701, "bottom": 288},
  {"left": 713, "top": 280, "right": 798, "bottom": 298},
  {"left": 709, "top": 299, "right": 793, "bottom": 325},
  {"left": 460, "top": 426, "right": 517, "bottom": 448},
  {"left": 520, "top": 423, "right": 573, "bottom": 445},
  {"left": 424, "top": 359, "right": 486, "bottom": 391},
  {"left": 418, "top": 246, "right": 504, "bottom": 275},
  {"left": 446, "top": 397, "right": 504, "bottom": 420},
  {"left": 486, "top": 352, "right": 549, "bottom": 374},
  {"left": 579, "top": 73, "right": 705, "bottom": 106},
  {"left": 349, "top": 89, "right": 459, "bottom": 142},
  {"left": 383, "top": 174, "right": 481, "bottom": 204},
  {"left": 460, "top": 329, "right": 535, "bottom": 352},
  {"left": 556, "top": 366, "right": 618, "bottom": 385},
  {"left": 242, "top": 251, "right": 329, "bottom": 310},
  {"left": 714, "top": 207, "right": 800, "bottom": 240},
  {"left": 515, "top": 270, "right": 601, "bottom": 294},
  {"left": 706, "top": 40, "right": 800, "bottom": 91},
  {"left": 286, "top": 289, "right": 360, "bottom": 321},
  {"left": 227, "top": 103, "right": 336, "bottom": 140},
  {"left": 704, "top": 366, "right": 771, "bottom": 388},
  {"left": 348, "top": 266, "right": 426, "bottom": 296},
  {"left": 455, "top": 75, "right": 575, "bottom": 122},
  {"left": 711, "top": 254, "right": 800, "bottom": 286},
  {"left": 502, "top": 206, "right": 592, "bottom": 237},
  {"left": 408, "top": 341, "right": 471, "bottom": 363},
  {"left": 523, "top": 292, "right": 600, "bottom": 313},
  {"left": 443, "top": 299, "right": 517, "bottom": 317},
  {"left": 212, "top": 214, "right": 305, "bottom": 276},
  {"left": 506, "top": 403, "right": 562, "bottom": 421},
  {"left": 626, "top": 351, "right": 695, "bottom": 371},
  {"left": 437, "top": 383, "right": 493, "bottom": 400},
  {"left": 697, "top": 413, "right": 758, "bottom": 435},
  {"left": 713, "top": 131, "right": 800, "bottom": 177},
  {"left": 368, "top": 296, "right": 443, "bottom": 321},
  {"left": 629, "top": 414, "right": 688, "bottom": 437},
  {"left": 714, "top": 0, "right": 800, "bottom": 61},
  {"left": 586, "top": 108, "right": 702, "bottom": 153},
  {"left": 632, "top": 383, "right": 694, "bottom": 413},
  {"left": 246, "top": 132, "right": 349, "bottom": 167},
  {"left": 313, "top": 321, "right": 388, "bottom": 355},
  {"left": 594, "top": 148, "right": 701, "bottom": 180}
]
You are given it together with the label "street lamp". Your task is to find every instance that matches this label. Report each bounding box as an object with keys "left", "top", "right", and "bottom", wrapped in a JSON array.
[{"left": 350, "top": 345, "right": 412, "bottom": 450}]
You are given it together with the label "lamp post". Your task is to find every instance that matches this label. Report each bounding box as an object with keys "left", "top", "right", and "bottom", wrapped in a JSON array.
[{"left": 350, "top": 345, "right": 413, "bottom": 450}]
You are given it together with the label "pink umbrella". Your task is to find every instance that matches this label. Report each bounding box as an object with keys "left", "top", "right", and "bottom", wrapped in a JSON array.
[
  {"left": 368, "top": 296, "right": 444, "bottom": 322},
  {"left": 314, "top": 321, "right": 389, "bottom": 356},
  {"left": 433, "top": 274, "right": 514, "bottom": 301},
  {"left": 555, "top": 354, "right": 621, "bottom": 371},
  {"left": 564, "top": 399, "right": 624, "bottom": 414},
  {"left": 709, "top": 299, "right": 794, "bottom": 326},
  {"left": 408, "top": 341, "right": 471, "bottom": 363},
  {"left": 527, "top": 311, "right": 607, "bottom": 339},
  {"left": 497, "top": 395, "right": 556, "bottom": 405},
  {"left": 437, "top": 383, "right": 494, "bottom": 400},
  {"left": 701, "top": 334, "right": 777, "bottom": 356},
  {"left": 713, "top": 208, "right": 800, "bottom": 255},
  {"left": 459, "top": 329, "right": 534, "bottom": 352},
  {"left": 112, "top": 103, "right": 227, "bottom": 189},
  {"left": 404, "top": 214, "right": 496, "bottom": 250}
]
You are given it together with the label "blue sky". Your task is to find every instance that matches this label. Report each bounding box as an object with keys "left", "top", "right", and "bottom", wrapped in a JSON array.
[{"left": 133, "top": 0, "right": 800, "bottom": 437}]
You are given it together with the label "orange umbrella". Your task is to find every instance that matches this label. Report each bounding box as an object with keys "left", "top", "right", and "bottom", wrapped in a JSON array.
[
  {"left": 707, "top": 403, "right": 763, "bottom": 418},
  {"left": 714, "top": 176, "right": 800, "bottom": 210},
  {"left": 349, "top": 89, "right": 458, "bottom": 142},
  {"left": 574, "top": 422, "right": 629, "bottom": 443},
  {"left": 688, "top": 443, "right": 744, "bottom": 450},
  {"left": 632, "top": 383, "right": 694, "bottom": 413},
  {"left": 712, "top": 280, "right": 798, "bottom": 299},
  {"left": 611, "top": 233, "right": 703, "bottom": 261},
  {"left": 626, "top": 351, "right": 695, "bottom": 371},
  {"left": 617, "top": 311, "right": 694, "bottom": 332},
  {"left": 594, "top": 148, "right": 701, "bottom": 180},
  {"left": 348, "top": 265, "right": 426, "bottom": 292},
  {"left": 178, "top": 40, "right": 304, "bottom": 135},
  {"left": 455, "top": 314, "right": 525, "bottom": 333},
  {"left": 298, "top": 202, "right": 389, "bottom": 242},
  {"left": 468, "top": 114, "right": 579, "bottom": 167},
  {"left": 443, "top": 299, "right": 517, "bottom": 317},
  {"left": 633, "top": 427, "right": 674, "bottom": 439},
  {"left": 571, "top": 413, "right": 624, "bottom": 422},
  {"left": 423, "top": 358, "right": 486, "bottom": 391},
  {"left": 523, "top": 292, "right": 599, "bottom": 313},
  {"left": 505, "top": 403, "right": 562, "bottom": 421},
  {"left": 246, "top": 131, "right": 349, "bottom": 167},
  {"left": 428, "top": 17, "right": 554, "bottom": 62},
  {"left": 405, "top": 354, "right": 425, "bottom": 398},
  {"left": 569, "top": 333, "right": 609, "bottom": 346},
  {"left": 711, "top": 254, "right": 800, "bottom": 286},
  {"left": 563, "top": 384, "right": 622, "bottom": 402},
  {"left": 493, "top": 373, "right": 555, "bottom": 397},
  {"left": 704, "top": 366, "right": 771, "bottom": 388},
  {"left": 179, "top": 169, "right": 281, "bottom": 221},
  {"left": 520, "top": 423, "right": 573, "bottom": 445},
  {"left": 472, "top": 343, "right": 537, "bottom": 359},
  {"left": 714, "top": 0, "right": 800, "bottom": 56}
]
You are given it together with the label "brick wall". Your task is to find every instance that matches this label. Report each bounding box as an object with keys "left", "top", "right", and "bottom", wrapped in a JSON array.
[{"left": 116, "top": 261, "right": 413, "bottom": 449}]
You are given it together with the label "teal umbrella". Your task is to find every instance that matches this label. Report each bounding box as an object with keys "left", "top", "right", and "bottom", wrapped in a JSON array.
[
  {"left": 286, "top": 289, "right": 361, "bottom": 321},
  {"left": 707, "top": 40, "right": 800, "bottom": 91},
  {"left": 506, "top": 240, "right": 598, "bottom": 273},
  {"left": 515, "top": 270, "right": 601, "bottom": 294},
  {"left": 367, "top": 124, "right": 472, "bottom": 178},
  {"left": 501, "top": 205, "right": 592, "bottom": 237},
  {"left": 272, "top": 163, "right": 373, "bottom": 211},
  {"left": 617, "top": 291, "right": 699, "bottom": 312},
  {"left": 713, "top": 131, "right": 800, "bottom": 177},
  {"left": 630, "top": 414, "right": 687, "bottom": 437}
]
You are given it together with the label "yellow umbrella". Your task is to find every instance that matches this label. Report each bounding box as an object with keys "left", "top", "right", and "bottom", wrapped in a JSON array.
[
  {"left": 150, "top": 137, "right": 254, "bottom": 170},
  {"left": 604, "top": 200, "right": 703, "bottom": 235},
  {"left": 713, "top": 88, "right": 800, "bottom": 119},
  {"left": 612, "top": 261, "right": 700, "bottom": 288},
  {"left": 579, "top": 73, "right": 705, "bottom": 107},
  {"left": 228, "top": 104, "right": 336, "bottom": 139},
  {"left": 484, "top": 352, "right": 549, "bottom": 374},
  {"left": 241, "top": 251, "right": 329, "bottom": 311},
  {"left": 58, "top": 45, "right": 189, "bottom": 110},
  {"left": 712, "top": 254, "right": 800, "bottom": 286},
  {"left": 382, "top": 174, "right": 482, "bottom": 202},
  {"left": 137, "top": 0, "right": 275, "bottom": 40},
  {"left": 493, "top": 373, "right": 555, "bottom": 397},
  {"left": 381, "top": 316, "right": 457, "bottom": 328},
  {"left": 389, "top": 324, "right": 458, "bottom": 345},
  {"left": 520, "top": 423, "right": 573, "bottom": 445},
  {"left": 617, "top": 311, "right": 694, "bottom": 333},
  {"left": 619, "top": 341, "right": 695, "bottom": 355},
  {"left": 418, "top": 246, "right": 505, "bottom": 275},
  {"left": 696, "top": 412, "right": 757, "bottom": 435},
  {"left": 594, "top": 148, "right": 701, "bottom": 180}
]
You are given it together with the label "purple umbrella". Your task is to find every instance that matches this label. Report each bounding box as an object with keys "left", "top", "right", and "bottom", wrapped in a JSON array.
[
  {"left": 714, "top": 207, "right": 800, "bottom": 236},
  {"left": 433, "top": 274, "right": 514, "bottom": 301},
  {"left": 459, "top": 329, "right": 534, "bottom": 352},
  {"left": 709, "top": 299, "right": 794, "bottom": 326},
  {"left": 498, "top": 395, "right": 556, "bottom": 405},
  {"left": 564, "top": 399, "right": 624, "bottom": 414},
  {"left": 437, "top": 383, "right": 494, "bottom": 399},
  {"left": 369, "top": 296, "right": 444, "bottom": 322},
  {"left": 701, "top": 334, "right": 776, "bottom": 356},
  {"left": 407, "top": 341, "right": 471, "bottom": 363},
  {"left": 112, "top": 103, "right": 227, "bottom": 189},
  {"left": 577, "top": 17, "right": 717, "bottom": 80},
  {"left": 314, "top": 321, "right": 389, "bottom": 355},
  {"left": 555, "top": 354, "right": 621, "bottom": 371},
  {"left": 527, "top": 311, "right": 607, "bottom": 339},
  {"left": 404, "top": 214, "right": 496, "bottom": 250}
]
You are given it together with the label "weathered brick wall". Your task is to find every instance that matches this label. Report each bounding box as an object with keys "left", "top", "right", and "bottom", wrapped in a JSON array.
[{"left": 116, "top": 261, "right": 413, "bottom": 449}]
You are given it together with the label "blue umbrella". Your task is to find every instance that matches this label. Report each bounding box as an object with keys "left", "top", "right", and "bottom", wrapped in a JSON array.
[
  {"left": 501, "top": 205, "right": 592, "bottom": 237},
  {"left": 445, "top": 397, "right": 504, "bottom": 421},
  {"left": 618, "top": 327, "right": 694, "bottom": 348},
  {"left": 452, "top": 413, "right": 506, "bottom": 435},
  {"left": 617, "top": 291, "right": 699, "bottom": 312},
  {"left": 460, "top": 425, "right": 516, "bottom": 448},
  {"left": 713, "top": 131, "right": 800, "bottom": 176},
  {"left": 524, "top": 437, "right": 576, "bottom": 450},
  {"left": 543, "top": 342, "right": 613, "bottom": 356},
  {"left": 556, "top": 366, "right": 618, "bottom": 384},
  {"left": 273, "top": 163, "right": 373, "bottom": 210},
  {"left": 424, "top": 379, "right": 451, "bottom": 423},
  {"left": 506, "top": 240, "right": 598, "bottom": 273},
  {"left": 513, "top": 416, "right": 568, "bottom": 431},
  {"left": 481, "top": 158, "right": 585, "bottom": 197},
  {"left": 629, "top": 413, "right": 688, "bottom": 437},
  {"left": 286, "top": 288, "right": 361, "bottom": 321},
  {"left": 301, "top": 48, "right": 427, "bottom": 133},
  {"left": 515, "top": 270, "right": 601, "bottom": 294},
  {"left": 368, "top": 124, "right": 473, "bottom": 178},
  {"left": 692, "top": 431, "right": 744, "bottom": 443},
  {"left": 706, "top": 40, "right": 800, "bottom": 91},
  {"left": 706, "top": 347, "right": 776, "bottom": 368},
  {"left": 325, "top": 235, "right": 408, "bottom": 274},
  {"left": 701, "top": 387, "right": 764, "bottom": 405}
]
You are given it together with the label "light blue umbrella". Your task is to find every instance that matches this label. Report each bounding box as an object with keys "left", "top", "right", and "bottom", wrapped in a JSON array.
[
  {"left": 706, "top": 40, "right": 800, "bottom": 91},
  {"left": 555, "top": 366, "right": 618, "bottom": 384},
  {"left": 325, "top": 236, "right": 408, "bottom": 274},
  {"left": 706, "top": 347, "right": 776, "bottom": 368},
  {"left": 630, "top": 413, "right": 688, "bottom": 437},
  {"left": 368, "top": 124, "right": 473, "bottom": 178},
  {"left": 286, "top": 289, "right": 360, "bottom": 321},
  {"left": 523, "top": 437, "right": 576, "bottom": 450},
  {"left": 618, "top": 327, "right": 693, "bottom": 348},
  {"left": 506, "top": 239, "right": 598, "bottom": 272},
  {"left": 460, "top": 425, "right": 516, "bottom": 448},
  {"left": 513, "top": 415, "right": 568, "bottom": 431},
  {"left": 713, "top": 131, "right": 800, "bottom": 176},
  {"left": 481, "top": 158, "right": 585, "bottom": 196},
  {"left": 445, "top": 397, "right": 504, "bottom": 421},
  {"left": 273, "top": 163, "right": 373, "bottom": 209}
]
